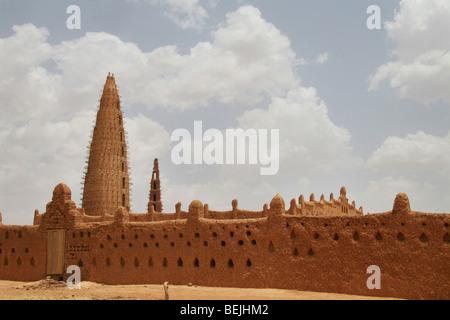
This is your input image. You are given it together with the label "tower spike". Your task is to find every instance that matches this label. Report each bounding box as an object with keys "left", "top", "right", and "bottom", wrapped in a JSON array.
[
  {"left": 81, "top": 74, "right": 131, "bottom": 216},
  {"left": 148, "top": 158, "right": 162, "bottom": 213}
]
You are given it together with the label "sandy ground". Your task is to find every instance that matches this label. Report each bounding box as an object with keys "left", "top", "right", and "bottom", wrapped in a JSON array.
[{"left": 0, "top": 278, "right": 398, "bottom": 300}]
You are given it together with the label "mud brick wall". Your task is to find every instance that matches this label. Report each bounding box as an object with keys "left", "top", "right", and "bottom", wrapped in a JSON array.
[
  {"left": 0, "top": 226, "right": 46, "bottom": 281},
  {"left": 1, "top": 186, "right": 449, "bottom": 300}
]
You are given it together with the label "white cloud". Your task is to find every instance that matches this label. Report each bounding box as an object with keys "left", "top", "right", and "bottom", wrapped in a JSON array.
[
  {"left": 0, "top": 24, "right": 51, "bottom": 77},
  {"left": 315, "top": 52, "right": 329, "bottom": 65},
  {"left": 161, "top": 177, "right": 280, "bottom": 213},
  {"left": 0, "top": 110, "right": 94, "bottom": 224},
  {"left": 0, "top": 6, "right": 379, "bottom": 223},
  {"left": 162, "top": 85, "right": 362, "bottom": 211},
  {"left": 367, "top": 130, "right": 450, "bottom": 176},
  {"left": 0, "top": 7, "right": 301, "bottom": 224},
  {"left": 293, "top": 52, "right": 328, "bottom": 67},
  {"left": 0, "top": 24, "right": 60, "bottom": 124},
  {"left": 355, "top": 176, "right": 448, "bottom": 214},
  {"left": 50, "top": 6, "right": 297, "bottom": 110},
  {"left": 369, "top": 0, "right": 450, "bottom": 104},
  {"left": 235, "top": 86, "right": 362, "bottom": 178},
  {"left": 125, "top": 0, "right": 208, "bottom": 30},
  {"left": 384, "top": 0, "right": 450, "bottom": 60},
  {"left": 126, "top": 115, "right": 172, "bottom": 212},
  {"left": 161, "top": 0, "right": 209, "bottom": 30},
  {"left": 360, "top": 130, "right": 450, "bottom": 214}
]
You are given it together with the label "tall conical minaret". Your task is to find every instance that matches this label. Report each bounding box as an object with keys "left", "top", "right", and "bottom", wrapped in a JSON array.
[
  {"left": 148, "top": 158, "right": 162, "bottom": 213},
  {"left": 82, "top": 73, "right": 130, "bottom": 216}
]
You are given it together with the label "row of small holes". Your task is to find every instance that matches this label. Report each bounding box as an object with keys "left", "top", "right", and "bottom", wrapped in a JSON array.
[
  {"left": 102, "top": 257, "right": 252, "bottom": 268},
  {"left": 0, "top": 248, "right": 29, "bottom": 254},
  {"left": 3, "top": 256, "right": 35, "bottom": 266},
  {"left": 288, "top": 231, "right": 450, "bottom": 243}
]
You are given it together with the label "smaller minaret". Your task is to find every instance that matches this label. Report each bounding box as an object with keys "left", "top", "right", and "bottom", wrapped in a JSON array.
[{"left": 148, "top": 158, "right": 162, "bottom": 213}]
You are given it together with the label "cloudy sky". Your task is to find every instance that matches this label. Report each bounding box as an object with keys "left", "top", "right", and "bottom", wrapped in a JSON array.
[{"left": 0, "top": 0, "right": 449, "bottom": 225}]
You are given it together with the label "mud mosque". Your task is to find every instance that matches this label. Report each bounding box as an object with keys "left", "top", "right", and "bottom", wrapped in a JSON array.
[{"left": 0, "top": 75, "right": 448, "bottom": 299}]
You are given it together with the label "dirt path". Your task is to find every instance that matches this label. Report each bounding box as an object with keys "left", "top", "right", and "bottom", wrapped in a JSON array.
[{"left": 0, "top": 279, "right": 398, "bottom": 300}]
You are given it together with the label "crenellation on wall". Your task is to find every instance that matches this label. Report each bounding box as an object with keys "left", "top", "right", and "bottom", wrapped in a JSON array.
[
  {"left": 293, "top": 186, "right": 363, "bottom": 217},
  {"left": 205, "top": 199, "right": 266, "bottom": 220}
]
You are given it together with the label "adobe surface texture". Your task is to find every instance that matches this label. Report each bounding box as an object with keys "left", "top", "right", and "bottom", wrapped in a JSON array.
[{"left": 0, "top": 75, "right": 448, "bottom": 300}]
